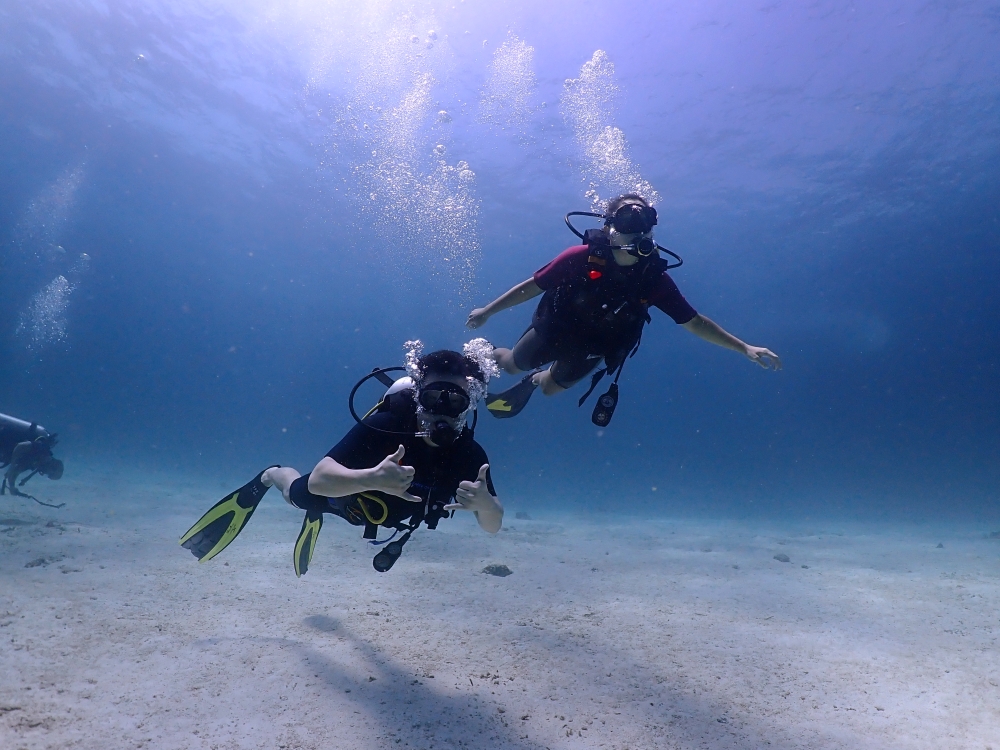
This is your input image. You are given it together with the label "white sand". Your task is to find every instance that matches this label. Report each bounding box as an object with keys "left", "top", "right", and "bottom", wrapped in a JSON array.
[{"left": 2, "top": 469, "right": 999, "bottom": 750}]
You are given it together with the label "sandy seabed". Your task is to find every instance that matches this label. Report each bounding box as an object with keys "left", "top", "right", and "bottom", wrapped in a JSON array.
[{"left": 2, "top": 468, "right": 999, "bottom": 750}]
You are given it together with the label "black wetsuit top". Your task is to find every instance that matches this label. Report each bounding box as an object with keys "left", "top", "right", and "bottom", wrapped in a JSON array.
[{"left": 289, "top": 391, "right": 495, "bottom": 533}]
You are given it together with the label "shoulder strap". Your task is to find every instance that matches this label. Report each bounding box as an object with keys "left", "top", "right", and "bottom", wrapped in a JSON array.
[{"left": 582, "top": 228, "right": 609, "bottom": 248}]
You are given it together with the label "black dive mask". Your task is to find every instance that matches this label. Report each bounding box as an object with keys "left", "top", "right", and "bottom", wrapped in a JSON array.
[
  {"left": 609, "top": 203, "right": 657, "bottom": 235},
  {"left": 349, "top": 367, "right": 480, "bottom": 443},
  {"left": 564, "top": 210, "right": 683, "bottom": 269},
  {"left": 418, "top": 382, "right": 471, "bottom": 418}
]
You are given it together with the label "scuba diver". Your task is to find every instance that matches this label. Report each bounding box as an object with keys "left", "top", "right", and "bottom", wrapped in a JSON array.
[
  {"left": 0, "top": 412, "right": 65, "bottom": 508},
  {"left": 467, "top": 193, "right": 781, "bottom": 426},
  {"left": 180, "top": 341, "right": 503, "bottom": 576}
]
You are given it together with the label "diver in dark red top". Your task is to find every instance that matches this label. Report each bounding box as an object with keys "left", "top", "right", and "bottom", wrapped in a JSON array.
[{"left": 467, "top": 194, "right": 781, "bottom": 425}]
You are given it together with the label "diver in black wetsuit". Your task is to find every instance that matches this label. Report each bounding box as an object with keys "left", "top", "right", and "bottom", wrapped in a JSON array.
[
  {"left": 0, "top": 413, "right": 64, "bottom": 505},
  {"left": 467, "top": 194, "right": 781, "bottom": 425},
  {"left": 179, "top": 346, "right": 503, "bottom": 576}
]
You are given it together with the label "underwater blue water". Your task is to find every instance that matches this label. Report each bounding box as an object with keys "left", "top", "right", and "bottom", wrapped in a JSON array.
[{"left": 1, "top": 0, "right": 998, "bottom": 521}]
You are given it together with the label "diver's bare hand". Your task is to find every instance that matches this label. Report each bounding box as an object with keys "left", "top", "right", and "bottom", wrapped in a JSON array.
[
  {"left": 445, "top": 464, "right": 495, "bottom": 513},
  {"left": 744, "top": 345, "right": 782, "bottom": 371},
  {"left": 466, "top": 308, "right": 490, "bottom": 329},
  {"left": 368, "top": 445, "right": 422, "bottom": 502}
]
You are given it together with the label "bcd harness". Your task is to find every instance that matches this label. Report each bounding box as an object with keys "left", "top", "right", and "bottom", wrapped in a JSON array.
[
  {"left": 536, "top": 228, "right": 663, "bottom": 426},
  {"left": 343, "top": 376, "right": 476, "bottom": 569}
]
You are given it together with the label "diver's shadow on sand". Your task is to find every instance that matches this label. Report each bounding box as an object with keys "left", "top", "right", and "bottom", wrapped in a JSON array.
[
  {"left": 297, "top": 612, "right": 810, "bottom": 750},
  {"left": 302, "top": 614, "right": 338, "bottom": 633},
  {"left": 300, "top": 614, "right": 545, "bottom": 750}
]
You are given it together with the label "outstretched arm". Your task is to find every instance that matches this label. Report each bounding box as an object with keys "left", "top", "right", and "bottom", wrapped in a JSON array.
[
  {"left": 308, "top": 445, "right": 423, "bottom": 502},
  {"left": 467, "top": 278, "right": 542, "bottom": 329},
  {"left": 682, "top": 314, "right": 782, "bottom": 370},
  {"left": 445, "top": 464, "right": 503, "bottom": 533}
]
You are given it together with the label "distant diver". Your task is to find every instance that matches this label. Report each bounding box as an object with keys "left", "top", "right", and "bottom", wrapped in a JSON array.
[
  {"left": 180, "top": 343, "right": 503, "bottom": 575},
  {"left": 0, "top": 413, "right": 65, "bottom": 508},
  {"left": 468, "top": 194, "right": 781, "bottom": 426}
]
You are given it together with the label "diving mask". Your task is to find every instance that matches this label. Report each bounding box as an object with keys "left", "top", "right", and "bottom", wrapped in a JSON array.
[
  {"left": 417, "top": 382, "right": 473, "bottom": 446},
  {"left": 417, "top": 382, "right": 471, "bottom": 418},
  {"left": 417, "top": 382, "right": 472, "bottom": 419},
  {"left": 608, "top": 202, "right": 657, "bottom": 235}
]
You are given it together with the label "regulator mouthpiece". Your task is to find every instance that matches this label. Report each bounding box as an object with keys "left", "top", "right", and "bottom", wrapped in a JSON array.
[{"left": 428, "top": 420, "right": 460, "bottom": 446}]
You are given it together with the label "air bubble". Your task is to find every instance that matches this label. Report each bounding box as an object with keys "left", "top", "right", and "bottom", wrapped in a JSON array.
[
  {"left": 479, "top": 34, "right": 536, "bottom": 131},
  {"left": 561, "top": 50, "right": 659, "bottom": 210}
]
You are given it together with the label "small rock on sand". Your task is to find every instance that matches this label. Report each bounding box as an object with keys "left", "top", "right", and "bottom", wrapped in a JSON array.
[
  {"left": 936, "top": 543, "right": 944, "bottom": 548},
  {"left": 773, "top": 554, "right": 791, "bottom": 563},
  {"left": 482, "top": 564, "right": 513, "bottom": 577},
  {"left": 515, "top": 512, "right": 531, "bottom": 520}
]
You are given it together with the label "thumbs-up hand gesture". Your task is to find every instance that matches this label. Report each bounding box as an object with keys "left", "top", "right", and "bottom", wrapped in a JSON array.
[
  {"left": 369, "top": 445, "right": 422, "bottom": 503},
  {"left": 445, "top": 464, "right": 493, "bottom": 513}
]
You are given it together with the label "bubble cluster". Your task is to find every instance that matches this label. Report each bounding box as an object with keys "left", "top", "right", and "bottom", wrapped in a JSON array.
[
  {"left": 327, "top": 13, "right": 482, "bottom": 298},
  {"left": 68, "top": 252, "right": 91, "bottom": 280},
  {"left": 479, "top": 34, "right": 536, "bottom": 131},
  {"left": 561, "top": 50, "right": 660, "bottom": 210},
  {"left": 404, "top": 339, "right": 425, "bottom": 383},
  {"left": 16, "top": 275, "right": 72, "bottom": 350},
  {"left": 462, "top": 337, "right": 498, "bottom": 406},
  {"left": 5, "top": 164, "right": 90, "bottom": 350},
  {"left": 11, "top": 164, "right": 85, "bottom": 261}
]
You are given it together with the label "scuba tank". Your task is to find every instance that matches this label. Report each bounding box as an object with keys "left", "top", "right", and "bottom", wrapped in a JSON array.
[{"left": 0, "top": 413, "right": 49, "bottom": 445}]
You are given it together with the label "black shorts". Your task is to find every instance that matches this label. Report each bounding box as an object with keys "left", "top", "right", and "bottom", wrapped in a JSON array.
[
  {"left": 288, "top": 475, "right": 411, "bottom": 529},
  {"left": 289, "top": 475, "right": 328, "bottom": 512},
  {"left": 288, "top": 475, "right": 364, "bottom": 525},
  {"left": 511, "top": 327, "right": 603, "bottom": 388}
]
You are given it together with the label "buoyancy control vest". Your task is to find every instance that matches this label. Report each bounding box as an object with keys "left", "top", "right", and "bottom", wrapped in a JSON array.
[
  {"left": 533, "top": 229, "right": 660, "bottom": 370},
  {"left": 345, "top": 388, "right": 462, "bottom": 540}
]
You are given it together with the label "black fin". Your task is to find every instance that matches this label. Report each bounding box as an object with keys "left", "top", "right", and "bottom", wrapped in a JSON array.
[{"left": 485, "top": 369, "right": 541, "bottom": 419}]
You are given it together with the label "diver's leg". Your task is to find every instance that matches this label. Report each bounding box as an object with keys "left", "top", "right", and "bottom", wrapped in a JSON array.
[
  {"left": 536, "top": 350, "right": 603, "bottom": 396},
  {"left": 505, "top": 327, "right": 556, "bottom": 375},
  {"left": 503, "top": 327, "right": 571, "bottom": 395},
  {"left": 261, "top": 466, "right": 302, "bottom": 505},
  {"left": 532, "top": 368, "right": 566, "bottom": 395},
  {"left": 492, "top": 347, "right": 522, "bottom": 375}
]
